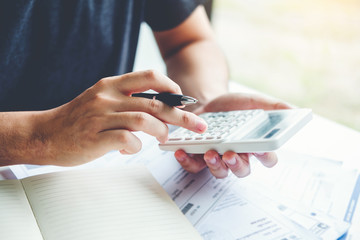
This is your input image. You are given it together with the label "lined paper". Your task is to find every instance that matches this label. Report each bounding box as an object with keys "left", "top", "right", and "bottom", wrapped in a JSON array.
[
  {"left": 21, "top": 166, "right": 201, "bottom": 240},
  {"left": 0, "top": 180, "right": 43, "bottom": 240}
]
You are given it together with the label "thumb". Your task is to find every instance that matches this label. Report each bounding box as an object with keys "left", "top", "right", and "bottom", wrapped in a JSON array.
[{"left": 203, "top": 93, "right": 291, "bottom": 112}]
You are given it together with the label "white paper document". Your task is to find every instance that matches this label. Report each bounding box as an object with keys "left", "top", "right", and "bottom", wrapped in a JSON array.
[
  {"left": 9, "top": 133, "right": 359, "bottom": 239},
  {"left": 239, "top": 151, "right": 360, "bottom": 240},
  {"left": 196, "top": 187, "right": 319, "bottom": 240}
]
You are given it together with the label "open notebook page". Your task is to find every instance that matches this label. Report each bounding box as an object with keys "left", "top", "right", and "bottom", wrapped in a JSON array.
[
  {"left": 0, "top": 180, "right": 43, "bottom": 240},
  {"left": 21, "top": 166, "right": 201, "bottom": 240}
]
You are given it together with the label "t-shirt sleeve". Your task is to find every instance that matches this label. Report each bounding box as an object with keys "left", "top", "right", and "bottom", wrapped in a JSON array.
[{"left": 144, "top": 0, "right": 207, "bottom": 32}]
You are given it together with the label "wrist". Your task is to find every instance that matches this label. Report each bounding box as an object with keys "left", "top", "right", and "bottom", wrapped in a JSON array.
[{"left": 0, "top": 110, "right": 53, "bottom": 166}]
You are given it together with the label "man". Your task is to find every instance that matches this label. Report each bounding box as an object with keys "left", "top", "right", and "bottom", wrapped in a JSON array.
[{"left": 0, "top": 0, "right": 288, "bottom": 178}]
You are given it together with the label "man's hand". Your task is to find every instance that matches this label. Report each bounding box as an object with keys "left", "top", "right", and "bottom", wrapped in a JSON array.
[
  {"left": 0, "top": 70, "right": 208, "bottom": 167},
  {"left": 174, "top": 92, "right": 291, "bottom": 178}
]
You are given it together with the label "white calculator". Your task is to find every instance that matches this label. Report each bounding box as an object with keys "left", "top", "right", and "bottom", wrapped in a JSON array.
[{"left": 159, "top": 109, "right": 312, "bottom": 154}]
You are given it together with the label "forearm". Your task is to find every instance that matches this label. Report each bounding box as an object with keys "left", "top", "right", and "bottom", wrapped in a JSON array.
[
  {"left": 0, "top": 111, "right": 51, "bottom": 166},
  {"left": 153, "top": 5, "right": 229, "bottom": 111},
  {"left": 165, "top": 39, "right": 229, "bottom": 111}
]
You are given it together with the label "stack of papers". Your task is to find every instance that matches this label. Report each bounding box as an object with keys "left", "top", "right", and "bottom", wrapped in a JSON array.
[
  {"left": 9, "top": 133, "right": 360, "bottom": 240},
  {"left": 200, "top": 151, "right": 357, "bottom": 240}
]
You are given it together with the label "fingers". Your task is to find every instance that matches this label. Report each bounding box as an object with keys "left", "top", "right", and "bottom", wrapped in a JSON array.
[
  {"left": 221, "top": 152, "right": 251, "bottom": 178},
  {"left": 105, "top": 70, "right": 182, "bottom": 96},
  {"left": 174, "top": 150, "right": 207, "bottom": 173},
  {"left": 102, "top": 112, "right": 169, "bottom": 143},
  {"left": 175, "top": 150, "right": 225, "bottom": 177},
  {"left": 176, "top": 150, "right": 250, "bottom": 179},
  {"left": 92, "top": 71, "right": 208, "bottom": 134},
  {"left": 202, "top": 92, "right": 291, "bottom": 113},
  {"left": 114, "top": 97, "right": 207, "bottom": 133},
  {"left": 204, "top": 150, "right": 229, "bottom": 178},
  {"left": 176, "top": 150, "right": 278, "bottom": 179},
  {"left": 253, "top": 152, "right": 278, "bottom": 168},
  {"left": 98, "top": 130, "right": 142, "bottom": 155},
  {"left": 241, "top": 93, "right": 291, "bottom": 110}
]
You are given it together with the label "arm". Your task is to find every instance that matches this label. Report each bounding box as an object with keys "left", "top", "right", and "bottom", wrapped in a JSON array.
[
  {"left": 0, "top": 111, "right": 47, "bottom": 166},
  {"left": 153, "top": 6, "right": 229, "bottom": 111},
  {"left": 0, "top": 71, "right": 208, "bottom": 167}
]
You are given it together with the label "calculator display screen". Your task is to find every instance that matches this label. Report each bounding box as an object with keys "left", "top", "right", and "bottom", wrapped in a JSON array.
[{"left": 243, "top": 112, "right": 288, "bottom": 140}]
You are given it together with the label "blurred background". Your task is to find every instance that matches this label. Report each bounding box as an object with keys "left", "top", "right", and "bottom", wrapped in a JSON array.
[
  {"left": 135, "top": 0, "right": 360, "bottom": 131},
  {"left": 211, "top": 0, "right": 360, "bottom": 131}
]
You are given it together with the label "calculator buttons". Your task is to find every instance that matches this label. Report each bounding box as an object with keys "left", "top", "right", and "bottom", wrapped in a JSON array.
[{"left": 164, "top": 109, "right": 268, "bottom": 145}]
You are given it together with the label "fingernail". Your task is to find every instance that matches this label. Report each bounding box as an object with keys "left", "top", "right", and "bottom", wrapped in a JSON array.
[
  {"left": 120, "top": 149, "right": 130, "bottom": 155},
  {"left": 226, "top": 157, "right": 237, "bottom": 166},
  {"left": 253, "top": 152, "right": 266, "bottom": 157},
  {"left": 207, "top": 157, "right": 217, "bottom": 165},
  {"left": 196, "top": 120, "right": 207, "bottom": 132},
  {"left": 177, "top": 154, "right": 187, "bottom": 162}
]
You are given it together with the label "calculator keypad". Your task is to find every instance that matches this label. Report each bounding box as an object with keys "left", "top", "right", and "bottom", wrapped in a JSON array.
[{"left": 166, "top": 110, "right": 268, "bottom": 144}]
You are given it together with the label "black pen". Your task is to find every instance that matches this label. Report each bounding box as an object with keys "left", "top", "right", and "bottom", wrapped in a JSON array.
[{"left": 132, "top": 92, "right": 198, "bottom": 106}]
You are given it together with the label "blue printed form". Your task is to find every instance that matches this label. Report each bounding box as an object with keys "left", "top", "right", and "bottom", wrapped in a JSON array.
[
  {"left": 237, "top": 151, "right": 360, "bottom": 240},
  {"left": 339, "top": 174, "right": 360, "bottom": 239}
]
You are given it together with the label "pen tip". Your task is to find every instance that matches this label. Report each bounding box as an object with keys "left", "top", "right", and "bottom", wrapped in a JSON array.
[{"left": 181, "top": 96, "right": 198, "bottom": 105}]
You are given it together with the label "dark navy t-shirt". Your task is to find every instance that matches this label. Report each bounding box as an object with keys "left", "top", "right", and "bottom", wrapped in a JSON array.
[{"left": 0, "top": 0, "right": 203, "bottom": 111}]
